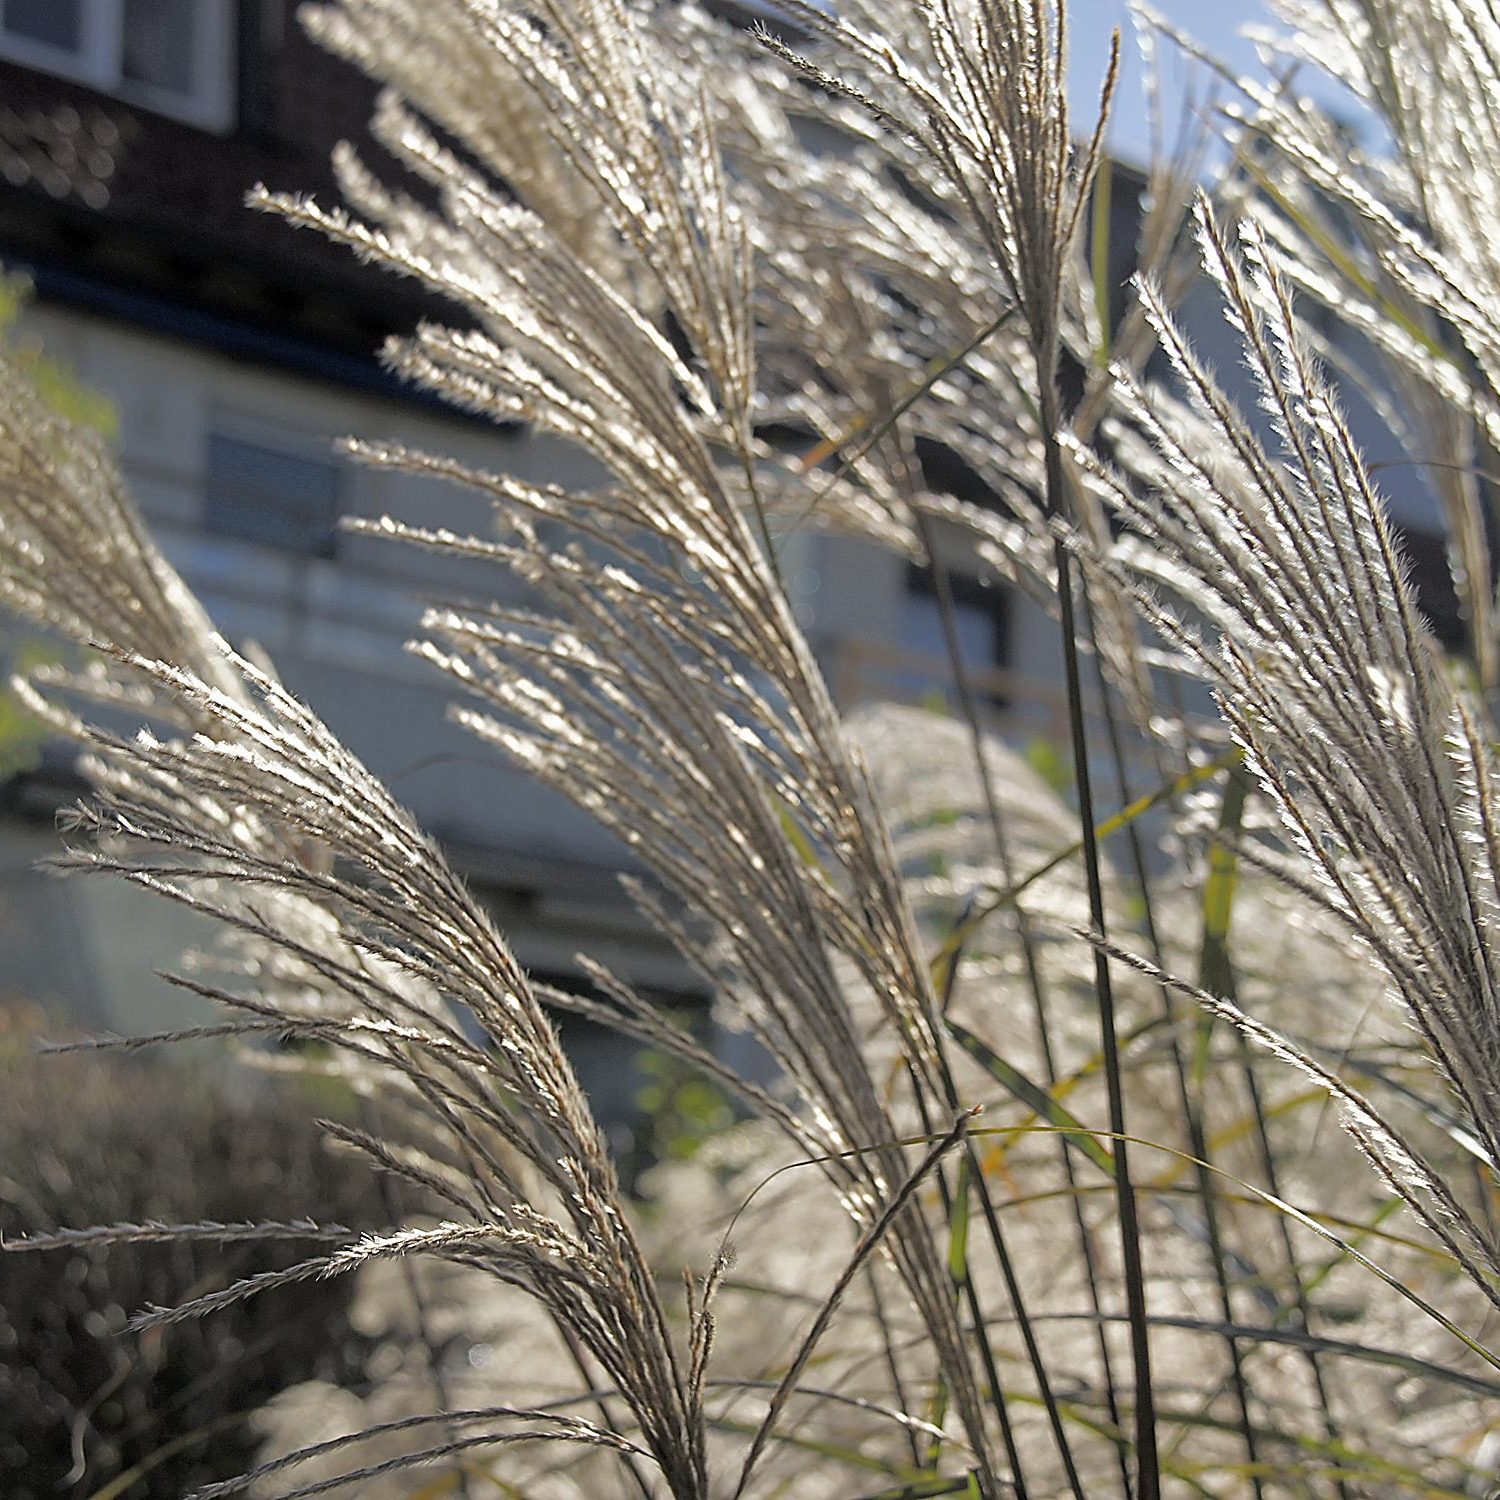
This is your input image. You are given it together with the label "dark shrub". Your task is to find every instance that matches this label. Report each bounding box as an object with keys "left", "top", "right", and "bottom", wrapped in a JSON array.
[{"left": 0, "top": 1005, "right": 385, "bottom": 1499}]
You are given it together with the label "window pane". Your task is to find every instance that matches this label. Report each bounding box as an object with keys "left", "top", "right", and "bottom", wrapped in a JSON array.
[
  {"left": 902, "top": 594, "right": 996, "bottom": 673},
  {"left": 891, "top": 565, "right": 1009, "bottom": 709},
  {"left": 122, "top": 0, "right": 195, "bottom": 94},
  {"left": 2, "top": 0, "right": 82, "bottom": 50},
  {"left": 204, "top": 433, "right": 342, "bottom": 558}
]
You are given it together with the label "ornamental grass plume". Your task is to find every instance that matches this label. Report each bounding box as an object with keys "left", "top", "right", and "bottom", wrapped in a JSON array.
[{"left": 5, "top": 0, "right": 1500, "bottom": 1495}]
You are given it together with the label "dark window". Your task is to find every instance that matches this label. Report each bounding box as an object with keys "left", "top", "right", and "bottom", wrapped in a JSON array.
[
  {"left": 203, "top": 432, "right": 342, "bottom": 558},
  {"left": 899, "top": 562, "right": 1010, "bottom": 708},
  {"left": 0, "top": 0, "right": 234, "bottom": 131},
  {"left": 3, "top": 0, "right": 82, "bottom": 50},
  {"left": 122, "top": 0, "right": 196, "bottom": 94}
]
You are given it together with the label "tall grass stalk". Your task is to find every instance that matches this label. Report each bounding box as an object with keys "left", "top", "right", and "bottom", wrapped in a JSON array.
[{"left": 5, "top": 0, "right": 1500, "bottom": 1495}]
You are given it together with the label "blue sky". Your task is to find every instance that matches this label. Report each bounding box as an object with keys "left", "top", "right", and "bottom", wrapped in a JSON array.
[{"left": 1066, "top": 2, "right": 1360, "bottom": 167}]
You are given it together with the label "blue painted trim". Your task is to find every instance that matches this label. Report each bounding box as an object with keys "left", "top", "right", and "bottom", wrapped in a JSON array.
[{"left": 13, "top": 256, "right": 491, "bottom": 422}]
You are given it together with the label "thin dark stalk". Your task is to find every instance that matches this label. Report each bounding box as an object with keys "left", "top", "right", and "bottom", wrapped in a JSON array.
[
  {"left": 954, "top": 1201, "right": 1032, "bottom": 1500},
  {"left": 1210, "top": 765, "right": 1352, "bottom": 1495},
  {"left": 362, "top": 1087, "right": 657, "bottom": 1499},
  {"left": 1192, "top": 754, "right": 1350, "bottom": 1491},
  {"left": 729, "top": 1112, "right": 973, "bottom": 1500},
  {"left": 917, "top": 1042, "right": 1091, "bottom": 1500},
  {"left": 957, "top": 1136, "right": 1091, "bottom": 1500},
  {"left": 739, "top": 445, "right": 790, "bottom": 600},
  {"left": 1177, "top": 1129, "right": 1263, "bottom": 1495},
  {"left": 1082, "top": 609, "right": 1264, "bottom": 1499},
  {"left": 904, "top": 1059, "right": 1031, "bottom": 1500},
  {"left": 912, "top": 502, "right": 1131, "bottom": 1493},
  {"left": 865, "top": 1265, "right": 927, "bottom": 1470},
  {"left": 1233, "top": 1026, "right": 1352, "bottom": 1496},
  {"left": 1040, "top": 390, "right": 1159, "bottom": 1498},
  {"left": 893, "top": 430, "right": 1085, "bottom": 1500},
  {"left": 552, "top": 1309, "right": 659, "bottom": 1500}
]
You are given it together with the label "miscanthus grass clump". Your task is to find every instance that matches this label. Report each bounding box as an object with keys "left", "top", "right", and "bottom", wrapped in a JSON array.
[{"left": 6, "top": 0, "right": 1500, "bottom": 1494}]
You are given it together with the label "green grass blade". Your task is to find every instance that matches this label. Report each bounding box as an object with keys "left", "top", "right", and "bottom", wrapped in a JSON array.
[
  {"left": 933, "top": 749, "right": 1240, "bottom": 969},
  {"left": 1091, "top": 154, "right": 1115, "bottom": 371},
  {"left": 708, "top": 1417, "right": 928, "bottom": 1478},
  {"left": 1197, "top": 762, "right": 1248, "bottom": 1005},
  {"left": 855, "top": 1476, "right": 984, "bottom": 1500},
  {"left": 946, "top": 1018, "right": 1116, "bottom": 1179},
  {"left": 1299, "top": 1196, "right": 1406, "bottom": 1299}
]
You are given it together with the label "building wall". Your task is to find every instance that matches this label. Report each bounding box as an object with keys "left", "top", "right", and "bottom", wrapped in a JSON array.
[{"left": 1, "top": 292, "right": 1058, "bottom": 1037}]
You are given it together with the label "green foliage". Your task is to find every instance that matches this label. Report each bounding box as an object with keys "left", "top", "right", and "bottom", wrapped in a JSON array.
[
  {"left": 0, "top": 636, "right": 58, "bottom": 780},
  {"left": 632, "top": 1043, "right": 738, "bottom": 1172},
  {"left": 0, "top": 271, "right": 115, "bottom": 780},
  {"left": 1022, "top": 736, "right": 1072, "bottom": 799},
  {"left": 0, "top": 271, "right": 117, "bottom": 438}
]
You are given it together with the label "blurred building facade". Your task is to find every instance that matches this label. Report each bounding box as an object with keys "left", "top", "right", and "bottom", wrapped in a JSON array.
[
  {"left": 0, "top": 0, "right": 1054, "bottom": 1109},
  {"left": 0, "top": 2, "right": 1461, "bottom": 1063}
]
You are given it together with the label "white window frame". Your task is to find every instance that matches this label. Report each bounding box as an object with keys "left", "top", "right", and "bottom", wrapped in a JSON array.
[{"left": 0, "top": 0, "right": 235, "bottom": 132}]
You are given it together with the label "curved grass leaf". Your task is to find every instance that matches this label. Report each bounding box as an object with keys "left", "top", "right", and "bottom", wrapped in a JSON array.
[
  {"left": 932, "top": 750, "right": 1241, "bottom": 971},
  {"left": 946, "top": 1018, "right": 1116, "bottom": 1179},
  {"left": 854, "top": 1475, "right": 982, "bottom": 1500}
]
